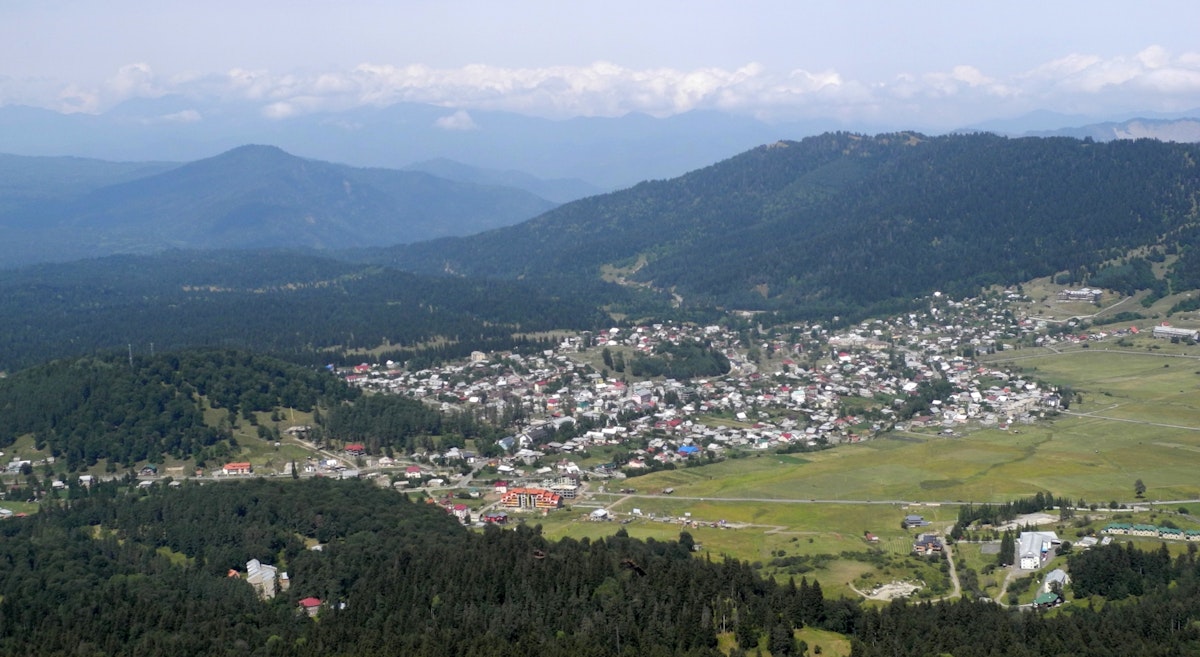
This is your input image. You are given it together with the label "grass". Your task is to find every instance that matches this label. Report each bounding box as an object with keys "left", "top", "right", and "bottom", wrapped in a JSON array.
[
  {"left": 536, "top": 496, "right": 960, "bottom": 598},
  {"left": 530, "top": 347, "right": 1200, "bottom": 598},
  {"left": 795, "top": 627, "right": 851, "bottom": 657},
  {"left": 625, "top": 398, "right": 1200, "bottom": 505}
]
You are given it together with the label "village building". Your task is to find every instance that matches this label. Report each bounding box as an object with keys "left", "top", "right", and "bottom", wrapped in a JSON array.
[{"left": 1018, "top": 531, "right": 1059, "bottom": 570}]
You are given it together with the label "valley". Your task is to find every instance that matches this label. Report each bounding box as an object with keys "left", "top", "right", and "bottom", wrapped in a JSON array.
[
  {"left": 2, "top": 132, "right": 1200, "bottom": 656},
  {"left": 5, "top": 277, "right": 1199, "bottom": 616}
]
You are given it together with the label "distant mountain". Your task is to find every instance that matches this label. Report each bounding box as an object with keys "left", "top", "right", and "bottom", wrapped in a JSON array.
[
  {"left": 379, "top": 132, "right": 1200, "bottom": 318},
  {"left": 0, "top": 153, "right": 178, "bottom": 213},
  {"left": 1024, "top": 117, "right": 1200, "bottom": 142},
  {"left": 0, "top": 145, "right": 556, "bottom": 267},
  {"left": 0, "top": 101, "right": 838, "bottom": 189},
  {"left": 403, "top": 158, "right": 605, "bottom": 203},
  {"left": 957, "top": 110, "right": 1098, "bottom": 135}
]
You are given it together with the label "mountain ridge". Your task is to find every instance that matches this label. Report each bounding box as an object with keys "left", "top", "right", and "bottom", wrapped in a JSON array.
[
  {"left": 0, "top": 145, "right": 558, "bottom": 267},
  {"left": 376, "top": 132, "right": 1200, "bottom": 317}
]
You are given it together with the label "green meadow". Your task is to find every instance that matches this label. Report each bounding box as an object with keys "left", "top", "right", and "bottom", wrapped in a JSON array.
[
  {"left": 616, "top": 349, "right": 1200, "bottom": 505},
  {"left": 535, "top": 348, "right": 1200, "bottom": 599}
]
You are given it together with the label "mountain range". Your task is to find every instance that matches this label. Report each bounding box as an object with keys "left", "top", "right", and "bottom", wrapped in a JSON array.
[
  {"left": 3, "top": 129, "right": 1200, "bottom": 338},
  {"left": 0, "top": 145, "right": 557, "bottom": 267},
  {"left": 3, "top": 99, "right": 1198, "bottom": 191}
]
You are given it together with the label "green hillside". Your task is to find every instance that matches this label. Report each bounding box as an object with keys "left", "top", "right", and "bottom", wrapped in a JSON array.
[{"left": 383, "top": 132, "right": 1200, "bottom": 317}]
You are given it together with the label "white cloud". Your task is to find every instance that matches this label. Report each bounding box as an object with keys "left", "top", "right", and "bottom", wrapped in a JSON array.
[
  {"left": 16, "top": 46, "right": 1200, "bottom": 129},
  {"left": 262, "top": 101, "right": 296, "bottom": 119},
  {"left": 434, "top": 110, "right": 479, "bottom": 131},
  {"left": 152, "top": 109, "right": 202, "bottom": 124}
]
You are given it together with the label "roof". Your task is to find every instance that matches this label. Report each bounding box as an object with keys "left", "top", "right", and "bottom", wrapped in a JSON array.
[
  {"left": 1018, "top": 531, "right": 1059, "bottom": 563},
  {"left": 1034, "top": 591, "right": 1061, "bottom": 605},
  {"left": 298, "top": 597, "right": 322, "bottom": 607},
  {"left": 1045, "top": 569, "right": 1069, "bottom": 585}
]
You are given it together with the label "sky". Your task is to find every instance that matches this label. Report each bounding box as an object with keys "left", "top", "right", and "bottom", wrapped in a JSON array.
[{"left": 3, "top": 0, "right": 1200, "bottom": 129}]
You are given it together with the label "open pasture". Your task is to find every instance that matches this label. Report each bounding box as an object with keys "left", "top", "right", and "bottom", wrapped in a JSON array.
[
  {"left": 626, "top": 350, "right": 1200, "bottom": 505},
  {"left": 535, "top": 498, "right": 945, "bottom": 599}
]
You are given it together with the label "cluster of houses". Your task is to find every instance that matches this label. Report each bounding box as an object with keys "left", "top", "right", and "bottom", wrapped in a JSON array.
[
  {"left": 338, "top": 290, "right": 1082, "bottom": 476},
  {"left": 1103, "top": 522, "right": 1200, "bottom": 541}
]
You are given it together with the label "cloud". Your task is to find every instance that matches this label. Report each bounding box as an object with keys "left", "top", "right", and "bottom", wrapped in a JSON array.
[
  {"left": 20, "top": 46, "right": 1200, "bottom": 128},
  {"left": 143, "top": 109, "right": 202, "bottom": 124},
  {"left": 434, "top": 110, "right": 478, "bottom": 130}
]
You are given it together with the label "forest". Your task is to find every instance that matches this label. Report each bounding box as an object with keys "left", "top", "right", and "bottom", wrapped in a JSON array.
[
  {"left": 3, "top": 479, "right": 1200, "bottom": 656},
  {"left": 381, "top": 132, "right": 1200, "bottom": 319},
  {"left": 0, "top": 349, "right": 357, "bottom": 470},
  {"left": 0, "top": 250, "right": 623, "bottom": 371},
  {"left": 0, "top": 478, "right": 840, "bottom": 657}
]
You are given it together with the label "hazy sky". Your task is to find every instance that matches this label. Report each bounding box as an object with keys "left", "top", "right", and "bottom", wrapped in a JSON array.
[{"left": 3, "top": 0, "right": 1200, "bottom": 128}]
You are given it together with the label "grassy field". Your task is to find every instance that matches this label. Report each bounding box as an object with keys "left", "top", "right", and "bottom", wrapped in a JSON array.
[
  {"left": 528, "top": 346, "right": 1200, "bottom": 604},
  {"left": 622, "top": 352, "right": 1200, "bottom": 504},
  {"left": 535, "top": 495, "right": 957, "bottom": 599}
]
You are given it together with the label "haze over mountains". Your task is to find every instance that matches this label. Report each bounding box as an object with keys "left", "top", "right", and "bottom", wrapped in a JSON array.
[
  {"left": 0, "top": 145, "right": 556, "bottom": 267},
  {"left": 6, "top": 99, "right": 1196, "bottom": 192}
]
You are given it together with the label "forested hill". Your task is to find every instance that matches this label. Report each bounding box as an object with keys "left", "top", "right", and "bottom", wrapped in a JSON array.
[
  {"left": 0, "top": 478, "right": 834, "bottom": 657},
  {"left": 0, "top": 251, "right": 617, "bottom": 370},
  {"left": 0, "top": 349, "right": 357, "bottom": 470},
  {"left": 0, "top": 145, "right": 556, "bottom": 267},
  {"left": 7, "top": 479, "right": 1200, "bottom": 656},
  {"left": 380, "top": 132, "right": 1200, "bottom": 317}
]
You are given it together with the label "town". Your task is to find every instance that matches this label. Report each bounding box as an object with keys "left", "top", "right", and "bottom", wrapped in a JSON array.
[{"left": 327, "top": 287, "right": 1171, "bottom": 509}]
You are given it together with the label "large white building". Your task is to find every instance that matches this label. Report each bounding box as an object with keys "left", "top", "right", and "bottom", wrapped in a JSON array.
[
  {"left": 1152, "top": 325, "right": 1199, "bottom": 341},
  {"left": 1018, "top": 531, "right": 1059, "bottom": 570}
]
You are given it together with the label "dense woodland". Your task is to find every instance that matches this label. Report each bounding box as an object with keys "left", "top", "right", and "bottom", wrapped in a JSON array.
[
  {"left": 382, "top": 132, "right": 1200, "bottom": 318},
  {"left": 0, "top": 349, "right": 356, "bottom": 470},
  {"left": 2, "top": 479, "right": 1200, "bottom": 656},
  {"left": 0, "top": 479, "right": 840, "bottom": 657},
  {"left": 0, "top": 251, "right": 620, "bottom": 371}
]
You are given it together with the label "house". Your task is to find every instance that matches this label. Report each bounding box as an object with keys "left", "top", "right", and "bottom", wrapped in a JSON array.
[
  {"left": 1033, "top": 591, "right": 1063, "bottom": 609},
  {"left": 222, "top": 462, "right": 252, "bottom": 476},
  {"left": 298, "top": 597, "right": 322, "bottom": 618},
  {"left": 482, "top": 511, "right": 509, "bottom": 524},
  {"left": 1043, "top": 568, "right": 1070, "bottom": 593},
  {"left": 344, "top": 443, "right": 366, "bottom": 456},
  {"left": 493, "top": 481, "right": 509, "bottom": 495},
  {"left": 912, "top": 534, "right": 943, "bottom": 556},
  {"left": 405, "top": 465, "right": 423, "bottom": 479},
  {"left": 903, "top": 514, "right": 930, "bottom": 528},
  {"left": 1056, "top": 288, "right": 1101, "bottom": 303},
  {"left": 245, "top": 559, "right": 279, "bottom": 599}
]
